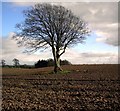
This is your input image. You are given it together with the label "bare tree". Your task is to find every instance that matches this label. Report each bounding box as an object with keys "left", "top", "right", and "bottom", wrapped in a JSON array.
[
  {"left": 13, "top": 3, "right": 90, "bottom": 73},
  {"left": 1, "top": 59, "right": 6, "bottom": 67},
  {"left": 13, "top": 58, "right": 20, "bottom": 67}
]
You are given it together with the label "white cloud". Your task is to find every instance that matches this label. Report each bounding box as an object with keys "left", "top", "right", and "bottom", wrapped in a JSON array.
[
  {"left": 62, "top": 2, "right": 118, "bottom": 46},
  {"left": 62, "top": 49, "right": 118, "bottom": 64},
  {"left": 2, "top": 32, "right": 20, "bottom": 54},
  {"left": 96, "top": 30, "right": 118, "bottom": 46}
]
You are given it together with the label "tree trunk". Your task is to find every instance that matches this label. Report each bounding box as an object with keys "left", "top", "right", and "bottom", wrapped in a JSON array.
[
  {"left": 52, "top": 47, "right": 63, "bottom": 73},
  {"left": 54, "top": 56, "right": 63, "bottom": 73}
]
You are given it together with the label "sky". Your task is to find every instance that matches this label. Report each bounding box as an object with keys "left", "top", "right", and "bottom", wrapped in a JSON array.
[{"left": 0, "top": 0, "right": 119, "bottom": 65}]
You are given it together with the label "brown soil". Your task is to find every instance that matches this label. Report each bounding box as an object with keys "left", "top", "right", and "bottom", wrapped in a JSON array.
[{"left": 1, "top": 64, "right": 120, "bottom": 111}]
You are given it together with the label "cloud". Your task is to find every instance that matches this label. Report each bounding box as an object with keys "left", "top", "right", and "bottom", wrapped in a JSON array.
[
  {"left": 62, "top": 49, "right": 118, "bottom": 64},
  {"left": 96, "top": 30, "right": 118, "bottom": 46},
  {"left": 2, "top": 32, "right": 21, "bottom": 55},
  {"left": 62, "top": 2, "right": 118, "bottom": 46}
]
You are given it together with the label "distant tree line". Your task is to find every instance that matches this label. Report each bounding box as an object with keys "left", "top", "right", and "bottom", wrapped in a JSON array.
[
  {"left": 35, "top": 59, "right": 71, "bottom": 68},
  {"left": 0, "top": 58, "right": 21, "bottom": 68},
  {"left": 0, "top": 58, "right": 71, "bottom": 68}
]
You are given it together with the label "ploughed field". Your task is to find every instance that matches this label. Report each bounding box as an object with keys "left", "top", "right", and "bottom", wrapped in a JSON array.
[{"left": 1, "top": 64, "right": 120, "bottom": 111}]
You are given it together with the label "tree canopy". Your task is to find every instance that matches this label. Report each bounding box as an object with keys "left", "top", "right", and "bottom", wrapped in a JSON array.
[
  {"left": 13, "top": 3, "right": 90, "bottom": 73},
  {"left": 13, "top": 58, "right": 20, "bottom": 67}
]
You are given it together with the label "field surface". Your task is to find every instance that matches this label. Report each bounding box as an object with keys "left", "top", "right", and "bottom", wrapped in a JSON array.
[{"left": 1, "top": 64, "right": 120, "bottom": 111}]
